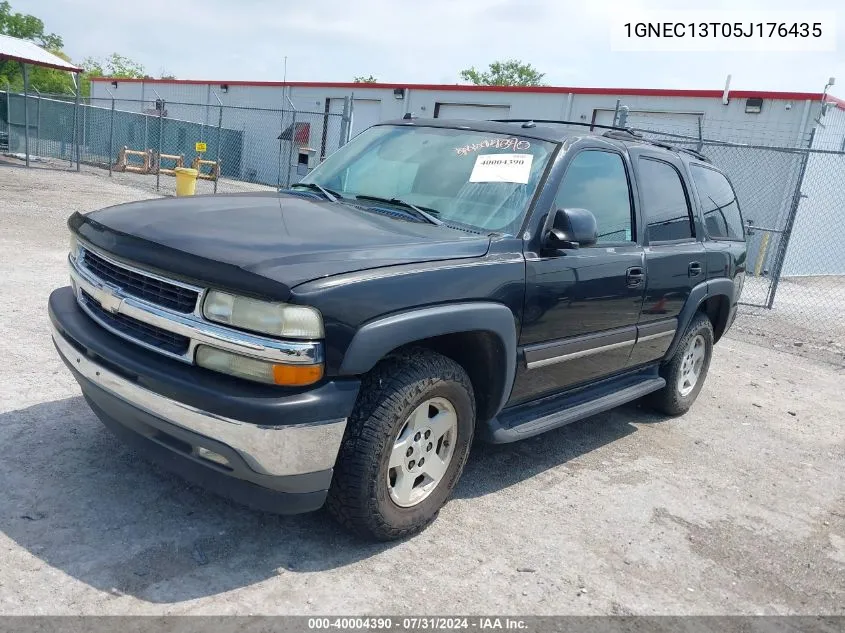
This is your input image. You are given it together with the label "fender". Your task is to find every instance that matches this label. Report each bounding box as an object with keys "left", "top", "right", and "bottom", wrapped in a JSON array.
[
  {"left": 664, "top": 278, "right": 736, "bottom": 359},
  {"left": 339, "top": 302, "right": 518, "bottom": 414}
]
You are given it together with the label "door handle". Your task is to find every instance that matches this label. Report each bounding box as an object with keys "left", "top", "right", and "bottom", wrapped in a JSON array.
[
  {"left": 626, "top": 266, "right": 645, "bottom": 288},
  {"left": 689, "top": 262, "right": 703, "bottom": 277}
]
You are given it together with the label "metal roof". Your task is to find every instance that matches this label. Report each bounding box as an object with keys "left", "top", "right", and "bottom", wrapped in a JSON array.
[{"left": 0, "top": 33, "right": 81, "bottom": 72}]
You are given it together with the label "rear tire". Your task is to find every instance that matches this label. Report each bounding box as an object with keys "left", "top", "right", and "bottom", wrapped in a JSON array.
[
  {"left": 326, "top": 349, "right": 475, "bottom": 541},
  {"left": 647, "top": 312, "right": 714, "bottom": 416}
]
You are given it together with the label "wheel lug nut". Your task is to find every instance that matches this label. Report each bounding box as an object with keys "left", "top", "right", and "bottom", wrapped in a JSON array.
[
  {"left": 408, "top": 459, "right": 415, "bottom": 469},
  {"left": 427, "top": 442, "right": 433, "bottom": 451},
  {"left": 424, "top": 430, "right": 431, "bottom": 439},
  {"left": 406, "top": 447, "right": 413, "bottom": 457},
  {"left": 414, "top": 432, "right": 421, "bottom": 441}
]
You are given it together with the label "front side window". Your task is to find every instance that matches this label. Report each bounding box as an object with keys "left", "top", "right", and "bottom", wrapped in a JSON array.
[
  {"left": 300, "top": 125, "right": 556, "bottom": 235},
  {"left": 690, "top": 164, "right": 745, "bottom": 240},
  {"left": 553, "top": 150, "right": 633, "bottom": 243},
  {"left": 638, "top": 157, "right": 694, "bottom": 242}
]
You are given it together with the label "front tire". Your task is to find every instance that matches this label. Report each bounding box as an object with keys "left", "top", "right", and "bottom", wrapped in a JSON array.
[
  {"left": 648, "top": 312, "right": 714, "bottom": 416},
  {"left": 326, "top": 349, "right": 475, "bottom": 540}
]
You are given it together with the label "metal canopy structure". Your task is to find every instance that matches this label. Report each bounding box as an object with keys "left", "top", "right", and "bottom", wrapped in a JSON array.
[{"left": 0, "top": 33, "right": 81, "bottom": 167}]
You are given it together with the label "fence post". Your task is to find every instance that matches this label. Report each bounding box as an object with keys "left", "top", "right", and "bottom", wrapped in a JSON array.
[
  {"left": 696, "top": 117, "right": 704, "bottom": 152},
  {"left": 765, "top": 128, "right": 815, "bottom": 308},
  {"left": 612, "top": 99, "right": 621, "bottom": 127},
  {"left": 340, "top": 97, "right": 351, "bottom": 147},
  {"left": 156, "top": 105, "right": 163, "bottom": 192},
  {"left": 214, "top": 98, "right": 222, "bottom": 194},
  {"left": 21, "top": 63, "right": 30, "bottom": 167},
  {"left": 74, "top": 73, "right": 80, "bottom": 171},
  {"left": 108, "top": 96, "right": 115, "bottom": 177},
  {"left": 617, "top": 105, "right": 629, "bottom": 128},
  {"left": 34, "top": 87, "right": 41, "bottom": 157},
  {"left": 285, "top": 111, "right": 297, "bottom": 188},
  {"left": 4, "top": 81, "right": 10, "bottom": 150}
]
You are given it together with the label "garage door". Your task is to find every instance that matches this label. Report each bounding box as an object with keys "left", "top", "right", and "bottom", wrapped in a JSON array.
[
  {"left": 593, "top": 109, "right": 702, "bottom": 136},
  {"left": 434, "top": 103, "right": 511, "bottom": 121},
  {"left": 350, "top": 99, "right": 382, "bottom": 137}
]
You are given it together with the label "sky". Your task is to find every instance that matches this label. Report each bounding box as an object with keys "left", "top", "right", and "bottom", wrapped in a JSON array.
[{"left": 13, "top": 0, "right": 845, "bottom": 95}]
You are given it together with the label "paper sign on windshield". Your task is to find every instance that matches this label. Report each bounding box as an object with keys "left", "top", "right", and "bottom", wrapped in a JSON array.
[{"left": 469, "top": 154, "right": 533, "bottom": 184}]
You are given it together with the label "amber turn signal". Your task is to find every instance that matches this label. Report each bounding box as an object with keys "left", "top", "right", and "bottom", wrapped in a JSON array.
[
  {"left": 196, "top": 345, "right": 323, "bottom": 386},
  {"left": 272, "top": 362, "right": 324, "bottom": 386}
]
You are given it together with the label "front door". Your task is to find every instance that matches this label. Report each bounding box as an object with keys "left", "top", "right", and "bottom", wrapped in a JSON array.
[{"left": 510, "top": 147, "right": 646, "bottom": 405}]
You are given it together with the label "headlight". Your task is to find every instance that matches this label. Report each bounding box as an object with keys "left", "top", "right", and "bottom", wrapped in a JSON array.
[
  {"left": 195, "top": 345, "right": 323, "bottom": 386},
  {"left": 69, "top": 233, "right": 79, "bottom": 260},
  {"left": 202, "top": 290, "right": 324, "bottom": 339}
]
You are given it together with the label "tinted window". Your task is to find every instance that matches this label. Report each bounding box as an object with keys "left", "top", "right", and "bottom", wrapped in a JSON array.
[
  {"left": 554, "top": 151, "right": 633, "bottom": 242},
  {"left": 638, "top": 157, "right": 694, "bottom": 242},
  {"left": 691, "top": 165, "right": 745, "bottom": 240}
]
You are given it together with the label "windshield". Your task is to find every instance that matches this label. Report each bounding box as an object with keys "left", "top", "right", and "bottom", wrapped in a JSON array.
[{"left": 298, "top": 125, "right": 556, "bottom": 235}]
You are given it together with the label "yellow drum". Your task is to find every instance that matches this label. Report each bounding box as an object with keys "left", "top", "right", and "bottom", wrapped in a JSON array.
[{"left": 174, "top": 167, "right": 198, "bottom": 196}]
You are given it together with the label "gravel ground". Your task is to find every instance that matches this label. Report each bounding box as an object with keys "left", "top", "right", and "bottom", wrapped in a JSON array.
[
  {"left": 731, "top": 277, "right": 845, "bottom": 367},
  {"left": 1, "top": 164, "right": 843, "bottom": 615}
]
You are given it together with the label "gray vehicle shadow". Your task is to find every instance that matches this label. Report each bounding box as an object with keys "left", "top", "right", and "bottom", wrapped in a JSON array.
[{"left": 0, "top": 395, "right": 659, "bottom": 603}]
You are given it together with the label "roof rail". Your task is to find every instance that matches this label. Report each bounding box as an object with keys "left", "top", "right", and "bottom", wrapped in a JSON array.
[
  {"left": 490, "top": 118, "right": 638, "bottom": 134},
  {"left": 491, "top": 118, "right": 712, "bottom": 162},
  {"left": 676, "top": 147, "right": 712, "bottom": 162},
  {"left": 602, "top": 129, "right": 643, "bottom": 141}
]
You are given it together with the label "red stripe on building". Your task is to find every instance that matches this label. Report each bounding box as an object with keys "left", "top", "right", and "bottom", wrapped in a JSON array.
[{"left": 88, "top": 78, "right": 842, "bottom": 109}]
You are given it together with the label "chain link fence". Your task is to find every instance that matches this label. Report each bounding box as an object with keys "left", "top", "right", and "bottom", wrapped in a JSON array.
[
  {"left": 627, "top": 110, "right": 845, "bottom": 365},
  {"left": 0, "top": 90, "right": 350, "bottom": 196}
]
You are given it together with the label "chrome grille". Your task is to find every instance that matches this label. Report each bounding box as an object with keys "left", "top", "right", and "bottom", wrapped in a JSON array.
[
  {"left": 81, "top": 248, "right": 199, "bottom": 313},
  {"left": 81, "top": 290, "right": 190, "bottom": 356}
]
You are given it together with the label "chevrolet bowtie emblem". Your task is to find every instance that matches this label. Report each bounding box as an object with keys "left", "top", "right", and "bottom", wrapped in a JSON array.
[{"left": 98, "top": 289, "right": 123, "bottom": 314}]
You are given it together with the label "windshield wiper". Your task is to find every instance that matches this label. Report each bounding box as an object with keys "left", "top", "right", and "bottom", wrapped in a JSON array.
[
  {"left": 289, "top": 182, "right": 341, "bottom": 202},
  {"left": 354, "top": 195, "right": 442, "bottom": 225}
]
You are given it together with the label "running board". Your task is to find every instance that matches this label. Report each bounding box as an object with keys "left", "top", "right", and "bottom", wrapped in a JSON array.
[{"left": 484, "top": 377, "right": 666, "bottom": 444}]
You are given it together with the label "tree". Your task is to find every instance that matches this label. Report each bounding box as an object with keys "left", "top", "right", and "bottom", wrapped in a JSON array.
[
  {"left": 0, "top": 1, "right": 71, "bottom": 92},
  {"left": 100, "top": 53, "right": 145, "bottom": 78},
  {"left": 460, "top": 59, "right": 546, "bottom": 87},
  {"left": 0, "top": 3, "right": 147, "bottom": 96},
  {"left": 78, "top": 53, "right": 146, "bottom": 96},
  {"left": 354, "top": 75, "right": 378, "bottom": 83},
  {"left": 0, "top": 1, "right": 63, "bottom": 48}
]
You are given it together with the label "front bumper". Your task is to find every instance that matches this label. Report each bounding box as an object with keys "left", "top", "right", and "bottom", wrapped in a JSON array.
[{"left": 49, "top": 286, "right": 360, "bottom": 514}]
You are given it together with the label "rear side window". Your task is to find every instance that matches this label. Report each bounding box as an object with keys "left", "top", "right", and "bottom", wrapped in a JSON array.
[
  {"left": 638, "top": 157, "right": 694, "bottom": 242},
  {"left": 690, "top": 165, "right": 745, "bottom": 240}
]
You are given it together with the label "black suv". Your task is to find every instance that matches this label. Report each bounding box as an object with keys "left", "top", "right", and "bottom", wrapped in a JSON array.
[{"left": 49, "top": 119, "right": 746, "bottom": 540}]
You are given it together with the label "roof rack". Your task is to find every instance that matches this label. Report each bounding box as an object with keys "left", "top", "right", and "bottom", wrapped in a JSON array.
[
  {"left": 602, "top": 129, "right": 643, "bottom": 141},
  {"left": 676, "top": 147, "right": 711, "bottom": 162},
  {"left": 490, "top": 118, "right": 712, "bottom": 163},
  {"left": 490, "top": 118, "right": 638, "bottom": 135}
]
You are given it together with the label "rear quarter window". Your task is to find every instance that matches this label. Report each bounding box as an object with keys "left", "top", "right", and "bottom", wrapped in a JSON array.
[
  {"left": 690, "top": 164, "right": 745, "bottom": 241},
  {"left": 637, "top": 157, "right": 694, "bottom": 242}
]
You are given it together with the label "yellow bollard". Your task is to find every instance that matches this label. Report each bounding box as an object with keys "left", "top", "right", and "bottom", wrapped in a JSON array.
[{"left": 174, "top": 167, "right": 199, "bottom": 196}]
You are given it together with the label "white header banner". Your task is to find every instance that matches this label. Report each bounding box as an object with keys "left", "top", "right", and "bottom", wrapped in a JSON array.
[{"left": 611, "top": 11, "right": 837, "bottom": 52}]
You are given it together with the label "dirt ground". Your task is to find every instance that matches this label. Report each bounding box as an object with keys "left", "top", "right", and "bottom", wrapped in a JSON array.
[{"left": 0, "top": 164, "right": 843, "bottom": 615}]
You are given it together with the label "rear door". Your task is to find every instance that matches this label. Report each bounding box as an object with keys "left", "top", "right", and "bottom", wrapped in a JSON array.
[{"left": 627, "top": 149, "right": 706, "bottom": 366}]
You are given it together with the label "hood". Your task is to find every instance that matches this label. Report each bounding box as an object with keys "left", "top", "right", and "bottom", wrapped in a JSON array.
[{"left": 70, "top": 192, "right": 490, "bottom": 300}]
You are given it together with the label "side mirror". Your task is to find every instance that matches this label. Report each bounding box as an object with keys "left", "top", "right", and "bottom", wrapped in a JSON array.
[{"left": 544, "top": 208, "right": 598, "bottom": 250}]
